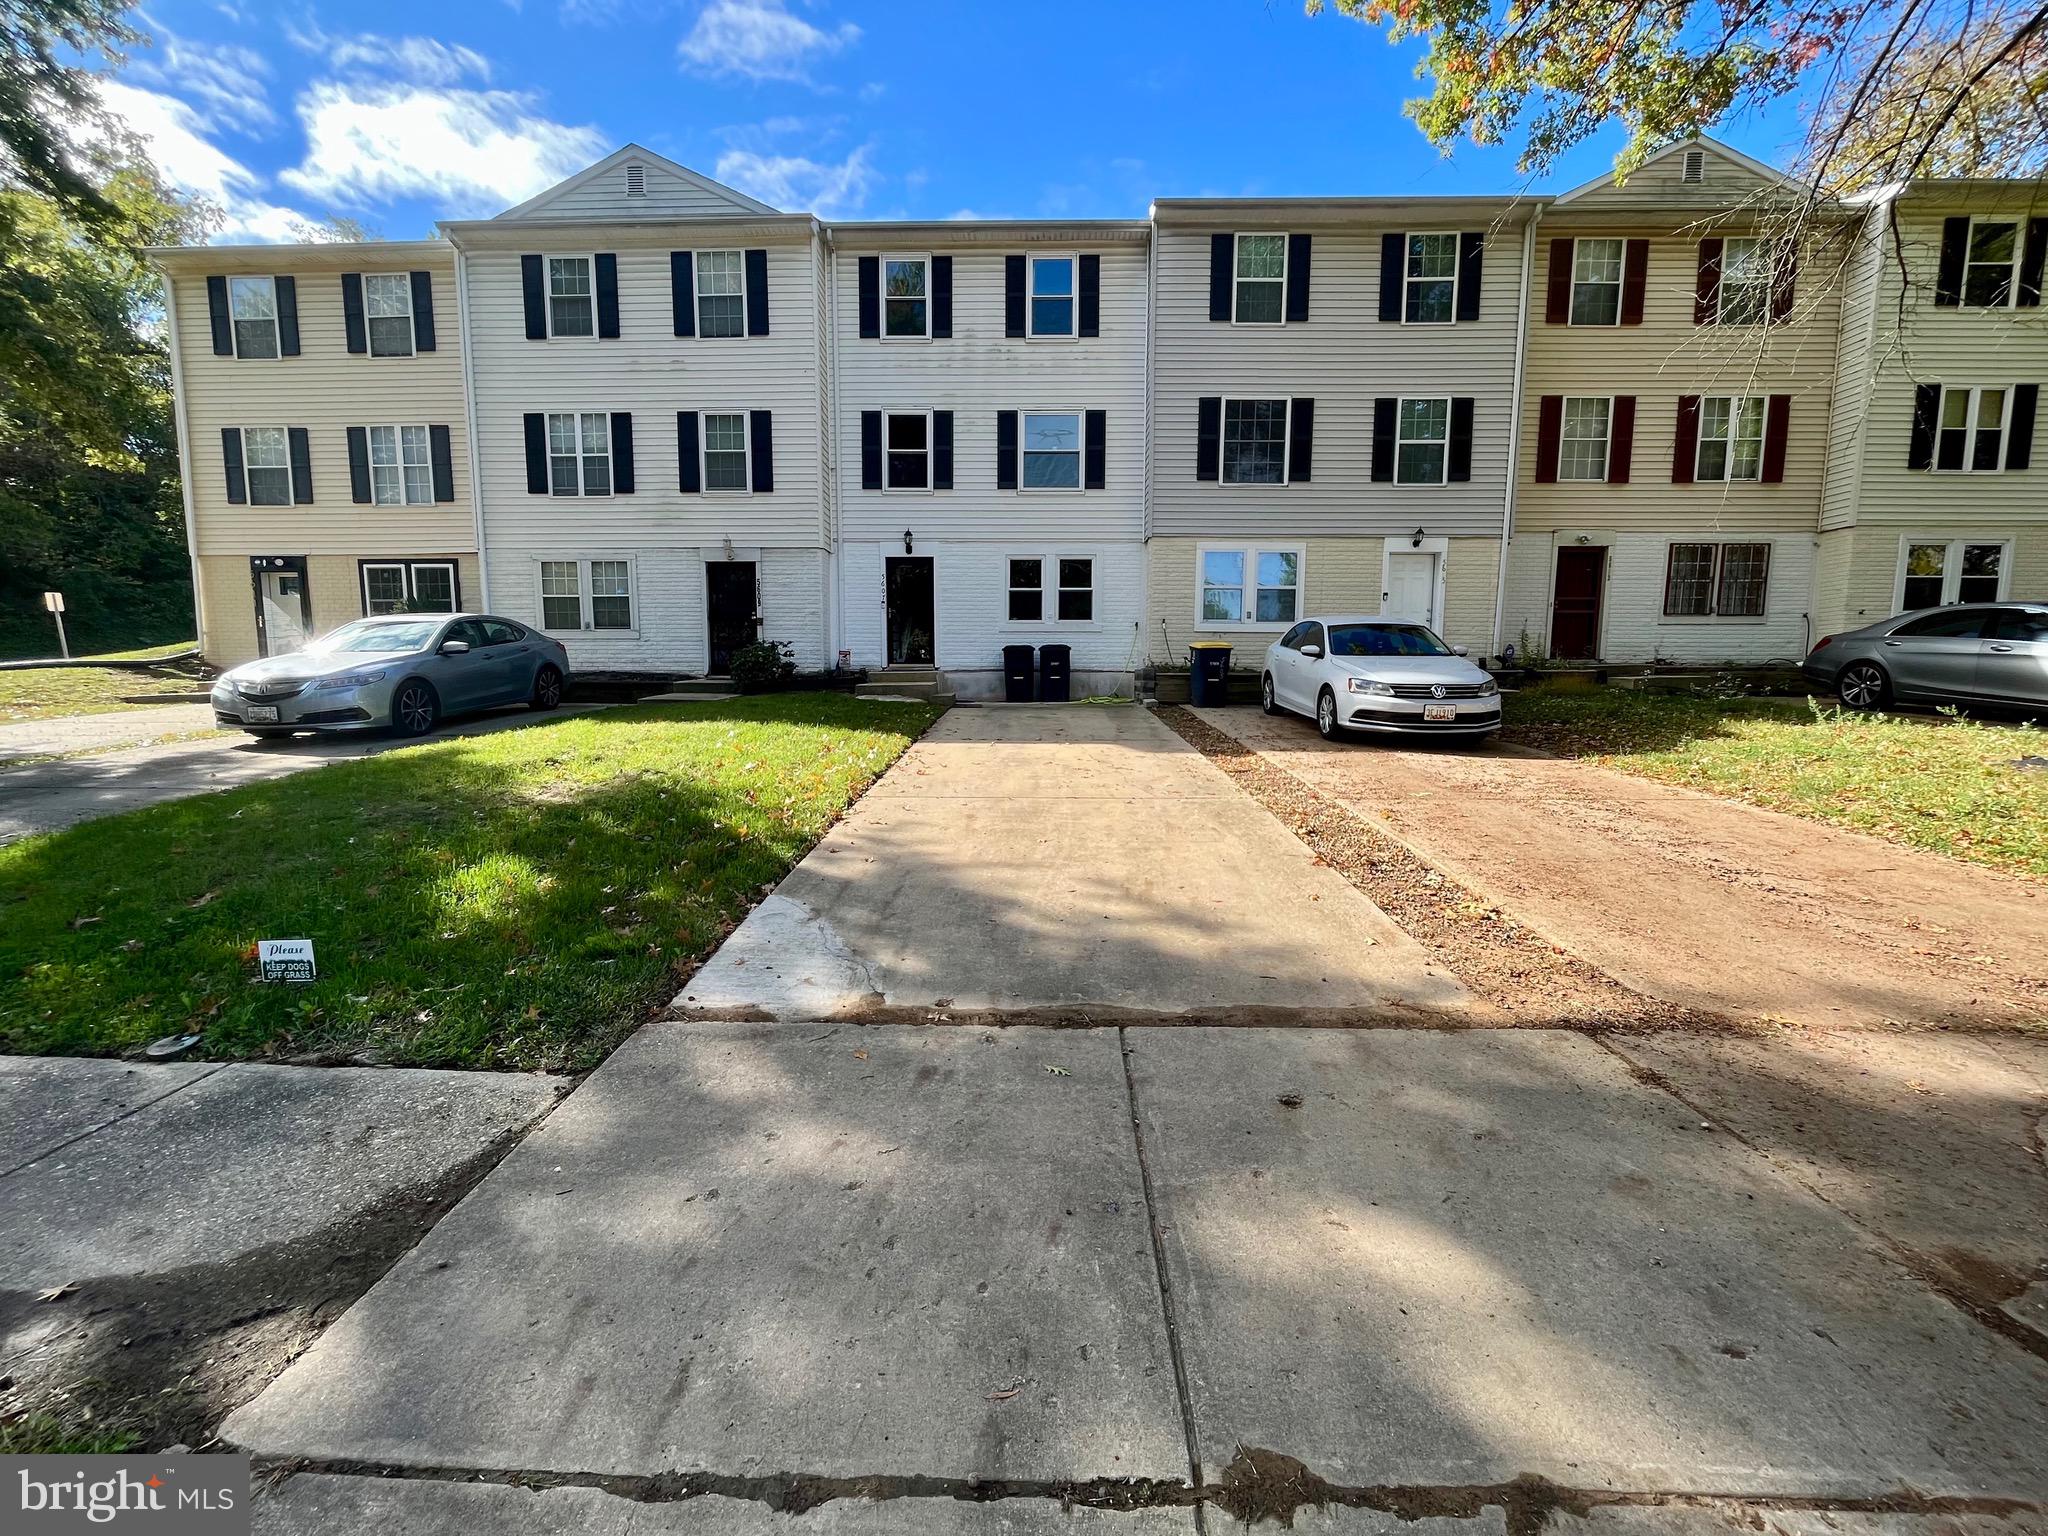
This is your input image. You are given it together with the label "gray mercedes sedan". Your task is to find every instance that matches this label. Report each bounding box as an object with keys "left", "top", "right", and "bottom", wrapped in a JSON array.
[
  {"left": 211, "top": 613, "right": 571, "bottom": 739},
  {"left": 1801, "top": 602, "right": 2047, "bottom": 713}
]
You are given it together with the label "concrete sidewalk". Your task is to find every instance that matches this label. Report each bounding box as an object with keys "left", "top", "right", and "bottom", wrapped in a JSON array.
[{"left": 0, "top": 703, "right": 220, "bottom": 763}]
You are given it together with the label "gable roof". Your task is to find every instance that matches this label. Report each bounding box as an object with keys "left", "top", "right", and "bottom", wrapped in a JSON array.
[
  {"left": 1553, "top": 134, "right": 1810, "bottom": 206},
  {"left": 494, "top": 144, "right": 779, "bottom": 222}
]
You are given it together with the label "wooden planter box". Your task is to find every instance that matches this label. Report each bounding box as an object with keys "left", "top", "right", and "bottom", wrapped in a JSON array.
[{"left": 1153, "top": 669, "right": 1191, "bottom": 704}]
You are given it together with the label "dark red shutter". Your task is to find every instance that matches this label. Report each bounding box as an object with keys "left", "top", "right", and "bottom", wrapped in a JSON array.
[
  {"left": 1544, "top": 239, "right": 1572, "bottom": 324},
  {"left": 1620, "top": 240, "right": 1649, "bottom": 325},
  {"left": 1609, "top": 396, "right": 1635, "bottom": 483},
  {"left": 1534, "top": 395, "right": 1562, "bottom": 483},
  {"left": 1769, "top": 242, "right": 1797, "bottom": 323},
  {"left": 1672, "top": 396, "right": 1701, "bottom": 483},
  {"left": 1761, "top": 395, "right": 1791, "bottom": 482},
  {"left": 1693, "top": 240, "right": 1722, "bottom": 325}
]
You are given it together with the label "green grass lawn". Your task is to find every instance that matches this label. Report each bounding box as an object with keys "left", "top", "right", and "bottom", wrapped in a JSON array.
[
  {"left": 1503, "top": 684, "right": 2047, "bottom": 878},
  {"left": 0, "top": 695, "right": 940, "bottom": 1069},
  {"left": 0, "top": 661, "right": 208, "bottom": 724},
  {"left": 0, "top": 1415, "right": 138, "bottom": 1455}
]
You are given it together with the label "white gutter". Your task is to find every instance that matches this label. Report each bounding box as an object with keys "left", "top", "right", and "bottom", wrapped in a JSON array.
[
  {"left": 1492, "top": 207, "right": 1540, "bottom": 662},
  {"left": 452, "top": 244, "right": 490, "bottom": 608},
  {"left": 158, "top": 269, "right": 207, "bottom": 657}
]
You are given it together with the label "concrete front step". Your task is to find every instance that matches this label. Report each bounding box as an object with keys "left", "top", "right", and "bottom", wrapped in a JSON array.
[
  {"left": 641, "top": 678, "right": 737, "bottom": 700},
  {"left": 855, "top": 680, "right": 954, "bottom": 705}
]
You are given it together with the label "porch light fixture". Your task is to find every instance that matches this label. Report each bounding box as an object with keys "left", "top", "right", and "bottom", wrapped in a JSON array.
[
  {"left": 903, "top": 530, "right": 914, "bottom": 554},
  {"left": 1411, "top": 528, "right": 1425, "bottom": 548}
]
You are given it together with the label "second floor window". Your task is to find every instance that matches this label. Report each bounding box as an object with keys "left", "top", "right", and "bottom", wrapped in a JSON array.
[
  {"left": 1936, "top": 386, "right": 2008, "bottom": 470},
  {"left": 1405, "top": 233, "right": 1459, "bottom": 323},
  {"left": 1221, "top": 398, "right": 1288, "bottom": 483},
  {"left": 1030, "top": 256, "right": 1075, "bottom": 336},
  {"left": 1716, "top": 238, "right": 1770, "bottom": 324},
  {"left": 242, "top": 426, "right": 292, "bottom": 505},
  {"left": 1023, "top": 412, "right": 1081, "bottom": 488},
  {"left": 547, "top": 412, "right": 610, "bottom": 495},
  {"left": 885, "top": 410, "right": 930, "bottom": 488},
  {"left": 1559, "top": 397, "right": 1612, "bottom": 480},
  {"left": 1697, "top": 396, "right": 1767, "bottom": 481},
  {"left": 884, "top": 257, "right": 928, "bottom": 338},
  {"left": 364, "top": 274, "right": 415, "bottom": 356},
  {"left": 1571, "top": 239, "right": 1624, "bottom": 325},
  {"left": 1396, "top": 397, "right": 1450, "bottom": 484},
  {"left": 703, "top": 412, "right": 748, "bottom": 489},
  {"left": 549, "top": 257, "right": 594, "bottom": 338},
  {"left": 1964, "top": 220, "right": 2020, "bottom": 307},
  {"left": 697, "top": 251, "right": 745, "bottom": 337},
  {"left": 1233, "top": 234, "right": 1286, "bottom": 324},
  {"left": 369, "top": 425, "right": 432, "bottom": 505},
  {"left": 229, "top": 276, "right": 279, "bottom": 358}
]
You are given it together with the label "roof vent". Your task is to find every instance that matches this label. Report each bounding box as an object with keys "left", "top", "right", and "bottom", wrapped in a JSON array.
[
  {"left": 1681, "top": 148, "right": 1706, "bottom": 184},
  {"left": 625, "top": 162, "right": 647, "bottom": 197}
]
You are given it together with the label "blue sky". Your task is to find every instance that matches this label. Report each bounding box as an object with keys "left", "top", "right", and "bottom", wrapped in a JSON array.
[{"left": 99, "top": 0, "right": 1813, "bottom": 242}]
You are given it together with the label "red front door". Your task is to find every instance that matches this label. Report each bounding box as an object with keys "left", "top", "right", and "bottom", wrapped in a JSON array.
[{"left": 1551, "top": 548, "right": 1605, "bottom": 660}]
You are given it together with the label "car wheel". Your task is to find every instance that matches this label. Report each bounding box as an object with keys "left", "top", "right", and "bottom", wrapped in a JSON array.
[
  {"left": 1316, "top": 687, "right": 1343, "bottom": 741},
  {"left": 391, "top": 679, "right": 440, "bottom": 737},
  {"left": 530, "top": 664, "right": 564, "bottom": 711},
  {"left": 1261, "top": 673, "right": 1281, "bottom": 716},
  {"left": 1837, "top": 661, "right": 1889, "bottom": 711}
]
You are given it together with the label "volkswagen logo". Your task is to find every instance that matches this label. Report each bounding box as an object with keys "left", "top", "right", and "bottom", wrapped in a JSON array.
[{"left": 1429, "top": 684, "right": 1447, "bottom": 698}]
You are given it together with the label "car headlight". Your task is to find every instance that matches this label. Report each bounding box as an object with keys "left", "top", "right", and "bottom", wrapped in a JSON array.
[
  {"left": 1477, "top": 678, "right": 1499, "bottom": 697},
  {"left": 1345, "top": 677, "right": 1394, "bottom": 696},
  {"left": 312, "top": 671, "right": 386, "bottom": 691}
]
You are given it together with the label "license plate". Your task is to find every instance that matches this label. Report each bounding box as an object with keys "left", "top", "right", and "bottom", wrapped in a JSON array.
[
  {"left": 1423, "top": 703, "right": 1456, "bottom": 722},
  {"left": 245, "top": 704, "right": 279, "bottom": 722}
]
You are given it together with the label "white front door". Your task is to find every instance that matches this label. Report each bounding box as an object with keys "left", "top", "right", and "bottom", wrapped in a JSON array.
[
  {"left": 256, "top": 565, "right": 311, "bottom": 655},
  {"left": 1384, "top": 552, "right": 1438, "bottom": 627}
]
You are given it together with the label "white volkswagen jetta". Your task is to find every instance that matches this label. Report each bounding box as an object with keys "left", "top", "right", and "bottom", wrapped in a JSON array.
[{"left": 1261, "top": 616, "right": 1501, "bottom": 741}]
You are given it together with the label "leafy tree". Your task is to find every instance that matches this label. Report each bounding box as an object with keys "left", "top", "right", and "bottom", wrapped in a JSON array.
[{"left": 0, "top": 0, "right": 141, "bottom": 225}]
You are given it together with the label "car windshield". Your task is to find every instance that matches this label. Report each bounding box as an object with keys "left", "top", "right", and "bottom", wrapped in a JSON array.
[
  {"left": 310, "top": 620, "right": 441, "bottom": 654},
  {"left": 1326, "top": 623, "right": 1453, "bottom": 658}
]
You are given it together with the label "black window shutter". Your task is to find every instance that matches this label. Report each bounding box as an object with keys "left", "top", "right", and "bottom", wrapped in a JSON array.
[
  {"left": 411, "top": 270, "right": 436, "bottom": 351},
  {"left": 677, "top": 411, "right": 701, "bottom": 492},
  {"left": 524, "top": 413, "right": 548, "bottom": 493},
  {"left": 1195, "top": 396, "right": 1221, "bottom": 481},
  {"left": 1285, "top": 234, "right": 1311, "bottom": 323},
  {"left": 1288, "top": 399, "right": 1314, "bottom": 483},
  {"left": 346, "top": 426, "right": 372, "bottom": 503},
  {"left": 750, "top": 409, "right": 775, "bottom": 491},
  {"left": 1379, "top": 233, "right": 1405, "bottom": 323},
  {"left": 1079, "top": 254, "right": 1100, "bottom": 337},
  {"left": 1455, "top": 233, "right": 1484, "bottom": 323},
  {"left": 860, "top": 410, "right": 882, "bottom": 489},
  {"left": 429, "top": 425, "right": 454, "bottom": 501},
  {"left": 1907, "top": 384, "right": 1940, "bottom": 469},
  {"left": 931, "top": 256, "right": 953, "bottom": 338},
  {"left": 1770, "top": 241, "right": 1797, "bottom": 323},
  {"left": 1085, "top": 410, "right": 1107, "bottom": 490},
  {"left": 595, "top": 254, "right": 620, "bottom": 339},
  {"left": 2007, "top": 383, "right": 2038, "bottom": 470},
  {"left": 288, "top": 426, "right": 313, "bottom": 502},
  {"left": 1448, "top": 397, "right": 1474, "bottom": 482},
  {"left": 1370, "top": 398, "right": 1397, "bottom": 482},
  {"left": 2019, "top": 220, "right": 2048, "bottom": 308},
  {"left": 996, "top": 410, "right": 1019, "bottom": 489},
  {"left": 275, "top": 276, "right": 300, "bottom": 356},
  {"left": 341, "top": 273, "right": 367, "bottom": 354},
  {"left": 1934, "top": 217, "right": 1968, "bottom": 307},
  {"left": 1209, "top": 233, "right": 1232, "bottom": 322},
  {"left": 670, "top": 252, "right": 695, "bottom": 336},
  {"left": 1761, "top": 395, "right": 1791, "bottom": 483},
  {"left": 857, "top": 256, "right": 880, "bottom": 338},
  {"left": 221, "top": 428, "right": 246, "bottom": 503},
  {"left": 521, "top": 255, "right": 546, "bottom": 339},
  {"left": 933, "top": 410, "right": 954, "bottom": 488},
  {"left": 745, "top": 248, "right": 770, "bottom": 335},
  {"left": 609, "top": 411, "right": 634, "bottom": 492},
  {"left": 1005, "top": 255, "right": 1026, "bottom": 338},
  {"left": 206, "top": 275, "right": 233, "bottom": 355}
]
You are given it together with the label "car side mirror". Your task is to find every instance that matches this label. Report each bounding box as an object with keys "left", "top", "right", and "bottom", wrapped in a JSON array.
[
  {"left": 439, "top": 639, "right": 471, "bottom": 655},
  {"left": 1453, "top": 645, "right": 1469, "bottom": 657},
  {"left": 1300, "top": 644, "right": 1323, "bottom": 659}
]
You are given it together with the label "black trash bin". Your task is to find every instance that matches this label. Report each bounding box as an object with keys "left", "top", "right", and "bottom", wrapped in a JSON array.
[
  {"left": 1002, "top": 644, "right": 1037, "bottom": 702},
  {"left": 1188, "top": 642, "right": 1232, "bottom": 706},
  {"left": 1038, "top": 644, "right": 1072, "bottom": 702}
]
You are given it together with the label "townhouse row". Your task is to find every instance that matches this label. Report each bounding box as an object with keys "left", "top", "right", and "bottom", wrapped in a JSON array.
[{"left": 156, "top": 139, "right": 2048, "bottom": 692}]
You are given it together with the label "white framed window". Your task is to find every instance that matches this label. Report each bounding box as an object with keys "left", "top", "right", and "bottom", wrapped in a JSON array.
[
  {"left": 536, "top": 557, "right": 635, "bottom": 633},
  {"left": 546, "top": 411, "right": 612, "bottom": 496},
  {"left": 1404, "top": 232, "right": 1459, "bottom": 324},
  {"left": 1004, "top": 555, "right": 1095, "bottom": 623},
  {"left": 1028, "top": 255, "right": 1076, "bottom": 337},
  {"left": 228, "top": 276, "right": 279, "bottom": 359},
  {"left": 1007, "top": 557, "right": 1044, "bottom": 621},
  {"left": 1057, "top": 557, "right": 1094, "bottom": 621},
  {"left": 362, "top": 560, "right": 456, "bottom": 615},
  {"left": 363, "top": 273, "right": 415, "bottom": 356},
  {"left": 1396, "top": 397, "right": 1451, "bottom": 485},
  {"left": 1232, "top": 233, "right": 1286, "bottom": 325},
  {"left": 702, "top": 411, "right": 750, "bottom": 492},
  {"left": 1558, "top": 397, "right": 1612, "bottom": 481},
  {"left": 695, "top": 250, "right": 745, "bottom": 338},
  {"left": 1716, "top": 237, "right": 1770, "bottom": 324},
  {"left": 1663, "top": 541, "right": 1771, "bottom": 618},
  {"left": 1220, "top": 397, "right": 1289, "bottom": 485},
  {"left": 1696, "top": 396, "right": 1768, "bottom": 481},
  {"left": 241, "top": 426, "right": 292, "bottom": 506},
  {"left": 367, "top": 424, "right": 433, "bottom": 505},
  {"left": 882, "top": 254, "right": 930, "bottom": 339},
  {"left": 1021, "top": 411, "right": 1082, "bottom": 490},
  {"left": 547, "top": 256, "right": 595, "bottom": 338},
  {"left": 1963, "top": 218, "right": 2022, "bottom": 308},
  {"left": 1570, "top": 238, "right": 1624, "bottom": 326},
  {"left": 884, "top": 409, "right": 931, "bottom": 490},
  {"left": 1934, "top": 385, "right": 2012, "bottom": 471},
  {"left": 1198, "top": 544, "right": 1302, "bottom": 628},
  {"left": 1898, "top": 538, "right": 2009, "bottom": 608}
]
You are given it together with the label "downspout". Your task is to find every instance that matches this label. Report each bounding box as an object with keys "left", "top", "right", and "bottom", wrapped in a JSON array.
[
  {"left": 1492, "top": 205, "right": 1540, "bottom": 662},
  {"left": 1142, "top": 209, "right": 1158, "bottom": 681},
  {"left": 158, "top": 267, "right": 207, "bottom": 657},
  {"left": 453, "top": 240, "right": 490, "bottom": 608},
  {"left": 825, "top": 221, "right": 846, "bottom": 664}
]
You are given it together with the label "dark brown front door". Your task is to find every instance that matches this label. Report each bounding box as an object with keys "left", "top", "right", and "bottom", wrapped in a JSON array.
[
  {"left": 706, "top": 561, "right": 757, "bottom": 674},
  {"left": 1551, "top": 548, "right": 1605, "bottom": 660},
  {"left": 885, "top": 557, "right": 934, "bottom": 665}
]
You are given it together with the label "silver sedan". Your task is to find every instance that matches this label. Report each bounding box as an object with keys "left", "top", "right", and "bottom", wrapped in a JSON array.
[
  {"left": 1262, "top": 616, "right": 1502, "bottom": 740},
  {"left": 211, "top": 614, "right": 572, "bottom": 738},
  {"left": 1801, "top": 602, "right": 2048, "bottom": 713}
]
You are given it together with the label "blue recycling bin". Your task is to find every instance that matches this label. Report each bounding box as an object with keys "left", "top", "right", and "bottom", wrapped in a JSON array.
[
  {"left": 1038, "top": 644, "right": 1071, "bottom": 701},
  {"left": 1188, "top": 642, "right": 1231, "bottom": 706}
]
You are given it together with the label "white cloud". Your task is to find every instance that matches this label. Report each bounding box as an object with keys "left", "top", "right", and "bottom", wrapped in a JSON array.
[
  {"left": 126, "top": 30, "right": 276, "bottom": 132},
  {"left": 679, "top": 0, "right": 858, "bottom": 83},
  {"left": 714, "top": 144, "right": 874, "bottom": 215},
  {"left": 91, "top": 81, "right": 315, "bottom": 239},
  {"left": 280, "top": 82, "right": 607, "bottom": 215},
  {"left": 286, "top": 22, "right": 494, "bottom": 86}
]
